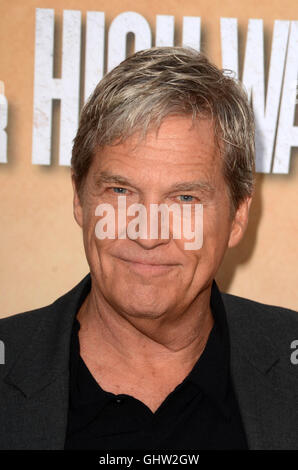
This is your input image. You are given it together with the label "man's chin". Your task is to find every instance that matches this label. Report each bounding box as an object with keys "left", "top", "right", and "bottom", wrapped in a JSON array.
[{"left": 113, "top": 296, "right": 173, "bottom": 320}]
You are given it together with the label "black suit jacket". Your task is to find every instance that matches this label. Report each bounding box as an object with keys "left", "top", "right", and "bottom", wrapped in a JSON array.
[{"left": 0, "top": 273, "right": 297, "bottom": 449}]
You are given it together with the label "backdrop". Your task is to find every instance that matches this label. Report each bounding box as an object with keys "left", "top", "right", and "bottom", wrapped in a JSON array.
[{"left": 0, "top": 0, "right": 297, "bottom": 318}]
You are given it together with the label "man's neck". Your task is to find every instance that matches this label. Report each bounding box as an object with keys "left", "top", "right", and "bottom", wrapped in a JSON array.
[{"left": 77, "top": 284, "right": 214, "bottom": 372}]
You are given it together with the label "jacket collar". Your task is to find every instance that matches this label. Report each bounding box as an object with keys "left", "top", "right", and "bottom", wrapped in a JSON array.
[
  {"left": 4, "top": 274, "right": 92, "bottom": 398},
  {"left": 222, "top": 292, "right": 298, "bottom": 449},
  {"left": 222, "top": 293, "right": 280, "bottom": 375}
]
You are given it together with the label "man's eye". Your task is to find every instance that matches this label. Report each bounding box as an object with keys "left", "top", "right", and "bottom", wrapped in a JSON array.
[
  {"left": 178, "top": 195, "right": 195, "bottom": 202},
  {"left": 110, "top": 187, "right": 128, "bottom": 194}
]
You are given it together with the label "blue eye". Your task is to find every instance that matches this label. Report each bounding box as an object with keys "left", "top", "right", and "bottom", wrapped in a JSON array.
[
  {"left": 179, "top": 195, "right": 194, "bottom": 202},
  {"left": 111, "top": 187, "right": 127, "bottom": 194}
]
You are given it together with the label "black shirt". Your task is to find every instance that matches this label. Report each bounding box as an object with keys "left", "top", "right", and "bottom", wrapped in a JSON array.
[{"left": 64, "top": 281, "right": 248, "bottom": 450}]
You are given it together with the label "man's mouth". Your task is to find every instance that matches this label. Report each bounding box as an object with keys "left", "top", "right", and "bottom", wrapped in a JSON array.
[{"left": 118, "top": 257, "right": 178, "bottom": 275}]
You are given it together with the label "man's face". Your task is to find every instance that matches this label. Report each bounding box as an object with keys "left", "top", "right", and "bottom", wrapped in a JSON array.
[{"left": 72, "top": 116, "right": 250, "bottom": 319}]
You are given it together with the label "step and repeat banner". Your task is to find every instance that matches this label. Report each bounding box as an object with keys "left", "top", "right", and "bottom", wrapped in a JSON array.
[{"left": 0, "top": 0, "right": 297, "bottom": 316}]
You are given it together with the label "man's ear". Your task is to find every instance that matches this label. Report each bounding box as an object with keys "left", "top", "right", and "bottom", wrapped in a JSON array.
[
  {"left": 71, "top": 172, "right": 83, "bottom": 228},
  {"left": 228, "top": 196, "right": 252, "bottom": 248}
]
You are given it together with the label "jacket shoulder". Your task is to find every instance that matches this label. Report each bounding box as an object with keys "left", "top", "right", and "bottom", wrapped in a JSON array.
[
  {"left": 221, "top": 291, "right": 298, "bottom": 355},
  {"left": 0, "top": 274, "right": 91, "bottom": 371},
  {"left": 0, "top": 273, "right": 91, "bottom": 331},
  {"left": 222, "top": 291, "right": 298, "bottom": 322},
  {"left": 0, "top": 305, "right": 53, "bottom": 372}
]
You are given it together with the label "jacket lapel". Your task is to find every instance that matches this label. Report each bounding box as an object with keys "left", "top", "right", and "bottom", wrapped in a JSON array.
[
  {"left": 1, "top": 274, "right": 92, "bottom": 449},
  {"left": 225, "top": 298, "right": 298, "bottom": 450}
]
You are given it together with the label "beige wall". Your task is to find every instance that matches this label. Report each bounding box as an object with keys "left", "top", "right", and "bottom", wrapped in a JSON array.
[{"left": 0, "top": 0, "right": 297, "bottom": 318}]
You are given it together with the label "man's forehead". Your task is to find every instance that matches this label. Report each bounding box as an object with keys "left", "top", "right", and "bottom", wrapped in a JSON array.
[
  {"left": 95, "top": 115, "right": 218, "bottom": 160},
  {"left": 87, "top": 115, "right": 222, "bottom": 188}
]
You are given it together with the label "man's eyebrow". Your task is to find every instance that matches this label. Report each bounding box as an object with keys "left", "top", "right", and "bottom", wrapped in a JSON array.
[
  {"left": 168, "top": 181, "right": 215, "bottom": 193},
  {"left": 94, "top": 171, "right": 133, "bottom": 186}
]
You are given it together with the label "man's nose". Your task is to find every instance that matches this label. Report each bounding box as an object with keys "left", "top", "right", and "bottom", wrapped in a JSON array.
[
  {"left": 125, "top": 199, "right": 173, "bottom": 248},
  {"left": 131, "top": 234, "right": 170, "bottom": 250}
]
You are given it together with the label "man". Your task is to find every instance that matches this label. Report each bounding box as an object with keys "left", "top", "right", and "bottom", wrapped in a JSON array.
[{"left": 0, "top": 47, "right": 297, "bottom": 450}]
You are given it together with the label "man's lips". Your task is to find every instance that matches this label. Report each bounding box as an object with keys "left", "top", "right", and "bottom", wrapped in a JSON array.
[
  {"left": 120, "top": 257, "right": 177, "bottom": 266},
  {"left": 117, "top": 256, "right": 178, "bottom": 275}
]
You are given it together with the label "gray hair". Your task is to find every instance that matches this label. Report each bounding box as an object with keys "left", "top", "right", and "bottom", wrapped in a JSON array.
[{"left": 71, "top": 46, "right": 255, "bottom": 211}]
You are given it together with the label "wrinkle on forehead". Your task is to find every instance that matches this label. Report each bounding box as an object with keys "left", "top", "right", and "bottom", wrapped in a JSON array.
[
  {"left": 86, "top": 115, "right": 223, "bottom": 198},
  {"left": 95, "top": 116, "right": 219, "bottom": 165}
]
